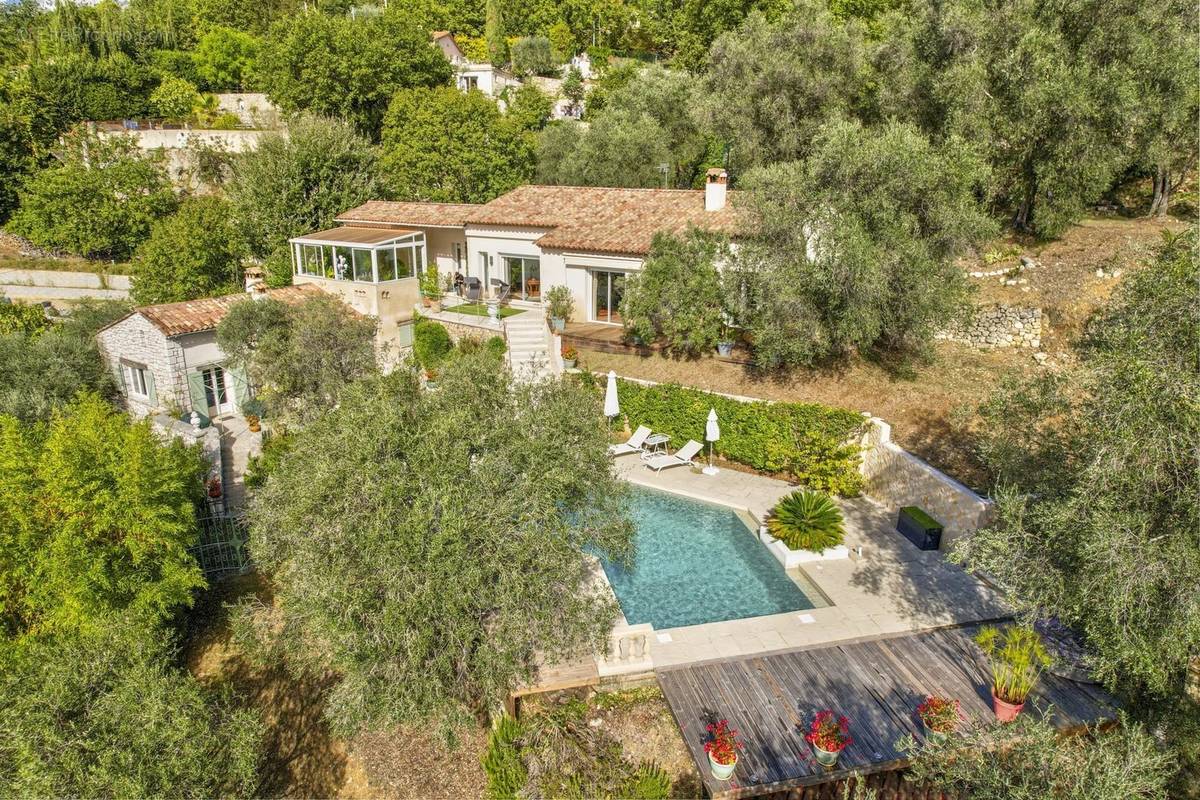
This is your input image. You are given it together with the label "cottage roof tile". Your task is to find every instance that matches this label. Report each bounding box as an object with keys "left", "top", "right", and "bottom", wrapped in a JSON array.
[{"left": 134, "top": 284, "right": 323, "bottom": 338}]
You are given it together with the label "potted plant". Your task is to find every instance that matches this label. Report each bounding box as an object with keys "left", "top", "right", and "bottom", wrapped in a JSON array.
[
  {"left": 805, "top": 710, "right": 851, "bottom": 767},
  {"left": 703, "top": 719, "right": 741, "bottom": 780},
  {"left": 425, "top": 368, "right": 439, "bottom": 389},
  {"left": 545, "top": 285, "right": 574, "bottom": 332},
  {"left": 421, "top": 264, "right": 441, "bottom": 310},
  {"left": 716, "top": 325, "right": 736, "bottom": 357},
  {"left": 976, "top": 625, "right": 1051, "bottom": 722},
  {"left": 916, "top": 695, "right": 962, "bottom": 742},
  {"left": 245, "top": 414, "right": 261, "bottom": 433},
  {"left": 206, "top": 477, "right": 222, "bottom": 498},
  {"left": 767, "top": 490, "right": 846, "bottom": 553},
  {"left": 561, "top": 345, "right": 577, "bottom": 369}
]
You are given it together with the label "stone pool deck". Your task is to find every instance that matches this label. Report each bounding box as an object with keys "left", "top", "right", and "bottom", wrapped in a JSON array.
[{"left": 613, "top": 458, "right": 1011, "bottom": 668}]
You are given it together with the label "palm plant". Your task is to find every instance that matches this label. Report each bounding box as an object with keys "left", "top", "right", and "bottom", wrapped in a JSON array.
[
  {"left": 976, "top": 625, "right": 1051, "bottom": 704},
  {"left": 766, "top": 490, "right": 846, "bottom": 552}
]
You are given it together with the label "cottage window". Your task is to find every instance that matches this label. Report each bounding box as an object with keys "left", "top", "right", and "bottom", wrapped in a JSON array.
[{"left": 124, "top": 364, "right": 149, "bottom": 398}]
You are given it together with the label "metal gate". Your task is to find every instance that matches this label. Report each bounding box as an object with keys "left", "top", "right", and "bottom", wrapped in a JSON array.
[{"left": 192, "top": 512, "right": 251, "bottom": 579}]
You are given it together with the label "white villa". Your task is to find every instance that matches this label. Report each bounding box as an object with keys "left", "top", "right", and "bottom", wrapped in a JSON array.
[
  {"left": 432, "top": 31, "right": 521, "bottom": 98},
  {"left": 310, "top": 169, "right": 737, "bottom": 325},
  {"left": 97, "top": 173, "right": 738, "bottom": 420}
]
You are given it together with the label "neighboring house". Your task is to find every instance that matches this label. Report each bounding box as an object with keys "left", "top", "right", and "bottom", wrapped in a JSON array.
[
  {"left": 302, "top": 169, "right": 738, "bottom": 326},
  {"left": 433, "top": 31, "right": 521, "bottom": 98},
  {"left": 95, "top": 284, "right": 322, "bottom": 421}
]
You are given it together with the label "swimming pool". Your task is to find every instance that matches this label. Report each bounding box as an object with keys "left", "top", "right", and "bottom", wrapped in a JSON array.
[{"left": 595, "top": 487, "right": 828, "bottom": 629}]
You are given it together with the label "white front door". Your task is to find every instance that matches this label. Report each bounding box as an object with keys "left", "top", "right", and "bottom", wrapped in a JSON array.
[{"left": 202, "top": 366, "right": 235, "bottom": 417}]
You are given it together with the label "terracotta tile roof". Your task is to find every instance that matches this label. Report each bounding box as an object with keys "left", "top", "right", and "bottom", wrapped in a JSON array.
[
  {"left": 135, "top": 284, "right": 324, "bottom": 338},
  {"left": 336, "top": 201, "right": 481, "bottom": 229},
  {"left": 466, "top": 185, "right": 744, "bottom": 256}
]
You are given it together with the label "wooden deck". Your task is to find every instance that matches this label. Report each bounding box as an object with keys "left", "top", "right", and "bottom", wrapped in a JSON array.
[
  {"left": 562, "top": 321, "right": 754, "bottom": 365},
  {"left": 657, "top": 624, "right": 1119, "bottom": 799}
]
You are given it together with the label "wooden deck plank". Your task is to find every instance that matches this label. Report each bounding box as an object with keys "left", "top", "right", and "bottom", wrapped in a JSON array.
[{"left": 659, "top": 624, "right": 1120, "bottom": 798}]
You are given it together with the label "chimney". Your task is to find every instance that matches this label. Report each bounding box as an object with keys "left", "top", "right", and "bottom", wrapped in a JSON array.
[
  {"left": 244, "top": 266, "right": 265, "bottom": 295},
  {"left": 705, "top": 168, "right": 727, "bottom": 212}
]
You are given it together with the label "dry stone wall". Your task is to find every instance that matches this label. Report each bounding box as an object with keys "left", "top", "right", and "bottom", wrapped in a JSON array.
[
  {"left": 937, "top": 304, "right": 1042, "bottom": 349},
  {"left": 859, "top": 417, "right": 994, "bottom": 550}
]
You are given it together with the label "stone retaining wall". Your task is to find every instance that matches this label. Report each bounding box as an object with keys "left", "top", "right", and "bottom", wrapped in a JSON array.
[
  {"left": 859, "top": 417, "right": 993, "bottom": 550},
  {"left": 0, "top": 267, "right": 131, "bottom": 291},
  {"left": 421, "top": 309, "right": 506, "bottom": 343},
  {"left": 937, "top": 304, "right": 1042, "bottom": 349}
]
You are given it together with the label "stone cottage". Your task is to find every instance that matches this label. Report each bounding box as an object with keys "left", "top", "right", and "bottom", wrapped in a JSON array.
[{"left": 95, "top": 284, "right": 321, "bottom": 422}]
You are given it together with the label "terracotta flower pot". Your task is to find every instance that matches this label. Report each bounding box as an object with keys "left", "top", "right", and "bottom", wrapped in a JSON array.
[
  {"left": 708, "top": 751, "right": 737, "bottom": 781},
  {"left": 992, "top": 691, "right": 1025, "bottom": 723},
  {"left": 812, "top": 744, "right": 840, "bottom": 767}
]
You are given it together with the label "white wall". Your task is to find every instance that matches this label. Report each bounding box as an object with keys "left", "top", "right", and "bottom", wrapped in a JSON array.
[
  {"left": 464, "top": 225, "right": 548, "bottom": 296},
  {"left": 178, "top": 331, "right": 225, "bottom": 371},
  {"left": 458, "top": 226, "right": 647, "bottom": 320},
  {"left": 557, "top": 251, "right": 644, "bottom": 323}
]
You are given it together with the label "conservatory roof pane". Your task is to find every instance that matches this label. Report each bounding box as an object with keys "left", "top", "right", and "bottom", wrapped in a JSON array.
[{"left": 292, "top": 226, "right": 421, "bottom": 246}]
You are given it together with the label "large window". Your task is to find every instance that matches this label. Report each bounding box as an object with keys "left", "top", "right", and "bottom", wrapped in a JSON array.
[
  {"left": 299, "top": 244, "right": 328, "bottom": 277},
  {"left": 292, "top": 233, "right": 425, "bottom": 283},
  {"left": 593, "top": 270, "right": 625, "bottom": 324},
  {"left": 504, "top": 255, "right": 541, "bottom": 300}
]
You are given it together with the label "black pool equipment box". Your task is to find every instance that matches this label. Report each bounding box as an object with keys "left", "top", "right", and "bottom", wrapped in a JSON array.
[{"left": 897, "top": 506, "right": 943, "bottom": 551}]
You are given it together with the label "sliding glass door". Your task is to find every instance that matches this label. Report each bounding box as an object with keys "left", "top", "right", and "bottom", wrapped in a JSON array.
[
  {"left": 504, "top": 256, "right": 541, "bottom": 300},
  {"left": 593, "top": 270, "right": 625, "bottom": 324}
]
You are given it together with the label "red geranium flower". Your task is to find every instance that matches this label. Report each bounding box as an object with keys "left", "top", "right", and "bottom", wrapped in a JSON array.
[
  {"left": 805, "top": 710, "right": 852, "bottom": 753},
  {"left": 704, "top": 719, "right": 743, "bottom": 765}
]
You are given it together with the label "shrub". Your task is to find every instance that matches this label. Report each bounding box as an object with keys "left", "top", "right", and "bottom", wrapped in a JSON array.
[
  {"left": 544, "top": 285, "right": 574, "bottom": 321},
  {"left": 487, "top": 336, "right": 507, "bottom": 358},
  {"left": 616, "top": 381, "right": 865, "bottom": 494},
  {"left": 414, "top": 319, "right": 453, "bottom": 369},
  {"left": 482, "top": 716, "right": 527, "bottom": 800},
  {"left": 620, "top": 229, "right": 729, "bottom": 356},
  {"left": 0, "top": 302, "right": 49, "bottom": 337},
  {"left": 510, "top": 35, "right": 555, "bottom": 76},
  {"left": 767, "top": 490, "right": 846, "bottom": 551}
]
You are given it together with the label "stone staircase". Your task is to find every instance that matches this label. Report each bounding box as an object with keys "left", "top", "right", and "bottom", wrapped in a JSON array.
[{"left": 503, "top": 311, "right": 556, "bottom": 382}]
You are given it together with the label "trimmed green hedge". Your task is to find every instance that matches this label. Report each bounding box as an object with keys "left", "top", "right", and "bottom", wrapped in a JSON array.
[{"left": 616, "top": 380, "right": 866, "bottom": 495}]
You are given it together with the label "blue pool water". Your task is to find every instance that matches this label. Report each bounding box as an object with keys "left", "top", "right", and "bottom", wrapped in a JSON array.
[{"left": 595, "top": 487, "right": 824, "bottom": 629}]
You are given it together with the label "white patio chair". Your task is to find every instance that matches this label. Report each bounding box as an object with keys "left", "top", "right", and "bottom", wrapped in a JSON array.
[
  {"left": 608, "top": 425, "right": 652, "bottom": 457},
  {"left": 643, "top": 440, "right": 703, "bottom": 472}
]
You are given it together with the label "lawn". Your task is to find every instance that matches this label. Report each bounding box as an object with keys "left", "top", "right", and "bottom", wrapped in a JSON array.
[{"left": 444, "top": 302, "right": 525, "bottom": 319}]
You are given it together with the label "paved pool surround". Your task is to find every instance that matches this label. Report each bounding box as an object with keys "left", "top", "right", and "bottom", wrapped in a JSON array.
[{"left": 612, "top": 459, "right": 1011, "bottom": 669}]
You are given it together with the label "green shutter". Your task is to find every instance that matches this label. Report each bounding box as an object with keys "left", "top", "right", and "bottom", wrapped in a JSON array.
[
  {"left": 144, "top": 368, "right": 157, "bottom": 405},
  {"left": 227, "top": 365, "right": 252, "bottom": 410},
  {"left": 186, "top": 371, "right": 210, "bottom": 426},
  {"left": 111, "top": 361, "right": 127, "bottom": 395}
]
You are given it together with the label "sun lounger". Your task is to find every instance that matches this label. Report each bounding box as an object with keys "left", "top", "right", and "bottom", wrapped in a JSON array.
[
  {"left": 643, "top": 440, "right": 703, "bottom": 472},
  {"left": 608, "top": 425, "right": 652, "bottom": 457}
]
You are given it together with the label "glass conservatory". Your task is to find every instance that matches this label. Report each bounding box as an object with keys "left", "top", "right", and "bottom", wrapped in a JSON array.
[{"left": 289, "top": 226, "right": 426, "bottom": 283}]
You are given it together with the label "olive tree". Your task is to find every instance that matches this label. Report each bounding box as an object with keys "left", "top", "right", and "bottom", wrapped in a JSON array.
[
  {"left": 235, "top": 353, "right": 634, "bottom": 732},
  {"left": 902, "top": 714, "right": 1173, "bottom": 800},
  {"left": 216, "top": 293, "right": 377, "bottom": 423},
  {"left": 620, "top": 228, "right": 730, "bottom": 355},
  {"left": 959, "top": 229, "right": 1200, "bottom": 791},
  {"left": 733, "top": 119, "right": 994, "bottom": 368}
]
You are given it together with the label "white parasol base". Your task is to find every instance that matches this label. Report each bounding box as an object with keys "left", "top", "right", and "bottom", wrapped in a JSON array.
[{"left": 702, "top": 466, "right": 720, "bottom": 476}]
